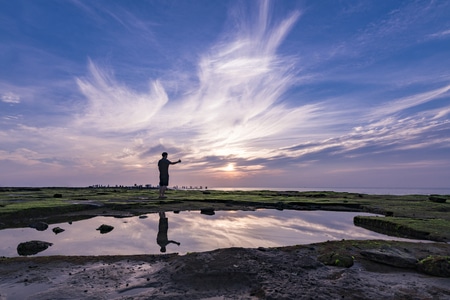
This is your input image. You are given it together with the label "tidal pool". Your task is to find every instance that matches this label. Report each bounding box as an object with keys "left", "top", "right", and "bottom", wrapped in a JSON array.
[{"left": 0, "top": 209, "right": 421, "bottom": 257}]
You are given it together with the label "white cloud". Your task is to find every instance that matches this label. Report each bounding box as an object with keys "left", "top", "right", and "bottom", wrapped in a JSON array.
[
  {"left": 74, "top": 60, "right": 168, "bottom": 133},
  {"left": 428, "top": 29, "right": 450, "bottom": 39},
  {"left": 278, "top": 83, "right": 450, "bottom": 161},
  {"left": 71, "top": 2, "right": 323, "bottom": 163},
  {"left": 1, "top": 92, "right": 20, "bottom": 104},
  {"left": 368, "top": 84, "right": 450, "bottom": 119},
  {"left": 70, "top": 1, "right": 450, "bottom": 173}
]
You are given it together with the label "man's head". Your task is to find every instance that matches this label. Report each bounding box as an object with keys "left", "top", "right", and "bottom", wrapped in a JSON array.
[{"left": 162, "top": 152, "right": 168, "bottom": 158}]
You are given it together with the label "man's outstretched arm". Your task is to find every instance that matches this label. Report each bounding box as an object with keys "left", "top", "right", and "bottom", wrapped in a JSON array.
[{"left": 170, "top": 159, "right": 181, "bottom": 165}]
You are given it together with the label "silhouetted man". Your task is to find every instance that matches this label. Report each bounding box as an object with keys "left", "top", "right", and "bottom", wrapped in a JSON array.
[{"left": 158, "top": 152, "right": 181, "bottom": 199}]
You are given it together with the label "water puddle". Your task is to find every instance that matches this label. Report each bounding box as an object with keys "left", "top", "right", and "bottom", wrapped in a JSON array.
[{"left": 0, "top": 209, "right": 421, "bottom": 257}]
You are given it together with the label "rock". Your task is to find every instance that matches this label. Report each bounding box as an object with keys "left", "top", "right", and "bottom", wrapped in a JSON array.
[
  {"left": 360, "top": 247, "right": 417, "bottom": 268},
  {"left": 96, "top": 224, "right": 114, "bottom": 234},
  {"left": 201, "top": 208, "right": 215, "bottom": 215},
  {"left": 53, "top": 193, "right": 63, "bottom": 198},
  {"left": 429, "top": 195, "right": 447, "bottom": 203},
  {"left": 417, "top": 256, "right": 450, "bottom": 277},
  {"left": 52, "top": 227, "right": 65, "bottom": 234},
  {"left": 318, "top": 252, "right": 354, "bottom": 268},
  {"left": 17, "top": 240, "right": 53, "bottom": 256},
  {"left": 275, "top": 202, "right": 285, "bottom": 211},
  {"left": 29, "top": 221, "right": 49, "bottom": 231}
]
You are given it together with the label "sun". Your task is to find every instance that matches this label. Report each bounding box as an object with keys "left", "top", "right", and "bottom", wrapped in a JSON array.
[{"left": 223, "top": 163, "right": 235, "bottom": 172}]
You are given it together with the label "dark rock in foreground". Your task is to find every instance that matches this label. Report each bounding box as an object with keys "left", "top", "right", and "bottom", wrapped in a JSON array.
[
  {"left": 418, "top": 255, "right": 450, "bottom": 277},
  {"left": 361, "top": 246, "right": 418, "bottom": 268},
  {"left": 17, "top": 240, "right": 53, "bottom": 256}
]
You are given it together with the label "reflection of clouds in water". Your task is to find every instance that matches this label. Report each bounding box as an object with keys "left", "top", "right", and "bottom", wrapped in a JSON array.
[
  {"left": 169, "top": 212, "right": 278, "bottom": 249},
  {"left": 169, "top": 210, "right": 374, "bottom": 250},
  {"left": 170, "top": 210, "right": 387, "bottom": 249},
  {"left": 54, "top": 217, "right": 156, "bottom": 255},
  {"left": 0, "top": 210, "right": 422, "bottom": 257}
]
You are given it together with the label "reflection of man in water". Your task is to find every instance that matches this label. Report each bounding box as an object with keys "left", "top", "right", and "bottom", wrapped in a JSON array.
[{"left": 157, "top": 212, "right": 180, "bottom": 253}]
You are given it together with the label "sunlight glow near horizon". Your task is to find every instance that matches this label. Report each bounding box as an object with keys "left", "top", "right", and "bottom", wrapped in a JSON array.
[
  {"left": 0, "top": 0, "right": 449, "bottom": 188},
  {"left": 223, "top": 163, "right": 235, "bottom": 172}
]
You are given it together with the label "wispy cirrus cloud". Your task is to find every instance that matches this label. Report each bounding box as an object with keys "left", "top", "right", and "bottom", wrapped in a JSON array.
[
  {"left": 74, "top": 60, "right": 168, "bottom": 133},
  {"left": 428, "top": 29, "right": 450, "bottom": 39},
  {"left": 368, "top": 84, "right": 450, "bottom": 119},
  {"left": 72, "top": 1, "right": 321, "bottom": 162},
  {"left": 1, "top": 92, "right": 20, "bottom": 104},
  {"left": 58, "top": 0, "right": 450, "bottom": 180},
  {"left": 283, "top": 103, "right": 450, "bottom": 163}
]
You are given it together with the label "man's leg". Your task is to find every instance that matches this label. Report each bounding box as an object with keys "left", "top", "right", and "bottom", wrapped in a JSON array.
[{"left": 160, "top": 186, "right": 167, "bottom": 198}]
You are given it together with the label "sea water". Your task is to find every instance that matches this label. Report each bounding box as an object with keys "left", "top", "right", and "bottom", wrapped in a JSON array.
[
  {"left": 0, "top": 209, "right": 429, "bottom": 257},
  {"left": 210, "top": 187, "right": 450, "bottom": 195}
]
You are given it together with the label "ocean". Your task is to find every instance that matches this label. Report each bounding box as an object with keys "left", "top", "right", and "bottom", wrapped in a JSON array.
[{"left": 210, "top": 187, "right": 450, "bottom": 195}]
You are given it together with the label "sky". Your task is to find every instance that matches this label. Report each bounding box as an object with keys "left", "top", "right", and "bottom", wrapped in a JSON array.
[{"left": 1, "top": 0, "right": 450, "bottom": 189}]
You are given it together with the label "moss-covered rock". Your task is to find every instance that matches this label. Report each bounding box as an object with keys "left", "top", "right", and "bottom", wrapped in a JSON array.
[
  {"left": 318, "top": 252, "right": 354, "bottom": 268},
  {"left": 417, "top": 255, "right": 450, "bottom": 277}
]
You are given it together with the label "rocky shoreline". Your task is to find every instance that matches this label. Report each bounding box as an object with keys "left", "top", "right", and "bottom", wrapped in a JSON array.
[
  {"left": 1, "top": 189, "right": 450, "bottom": 299},
  {"left": 1, "top": 240, "right": 450, "bottom": 299}
]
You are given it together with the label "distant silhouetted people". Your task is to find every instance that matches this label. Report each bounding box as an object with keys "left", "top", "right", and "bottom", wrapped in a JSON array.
[
  {"left": 158, "top": 152, "right": 181, "bottom": 199},
  {"left": 157, "top": 212, "right": 180, "bottom": 253}
]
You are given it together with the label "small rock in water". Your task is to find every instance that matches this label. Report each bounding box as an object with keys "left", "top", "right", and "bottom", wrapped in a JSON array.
[
  {"left": 96, "top": 224, "right": 114, "bottom": 234},
  {"left": 52, "top": 227, "right": 65, "bottom": 234},
  {"left": 29, "top": 221, "right": 49, "bottom": 231}
]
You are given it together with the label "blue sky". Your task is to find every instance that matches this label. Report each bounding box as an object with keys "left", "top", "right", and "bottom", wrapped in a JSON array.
[{"left": 1, "top": 0, "right": 449, "bottom": 188}]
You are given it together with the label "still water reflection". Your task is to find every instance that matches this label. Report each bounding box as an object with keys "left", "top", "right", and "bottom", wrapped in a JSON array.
[{"left": 0, "top": 210, "right": 419, "bottom": 257}]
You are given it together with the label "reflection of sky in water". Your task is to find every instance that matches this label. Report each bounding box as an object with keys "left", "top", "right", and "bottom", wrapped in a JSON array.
[{"left": 0, "top": 210, "right": 423, "bottom": 257}]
